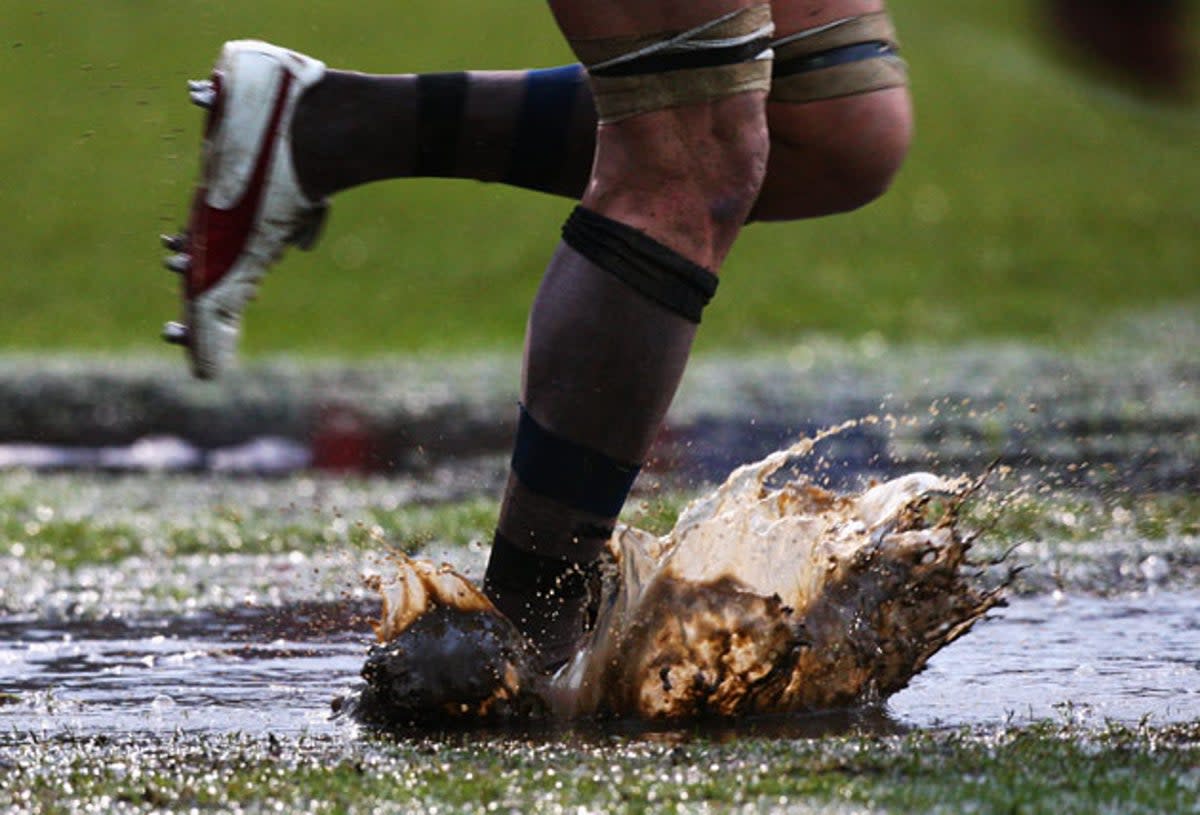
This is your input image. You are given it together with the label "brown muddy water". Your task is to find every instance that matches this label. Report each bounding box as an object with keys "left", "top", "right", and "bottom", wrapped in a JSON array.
[{"left": 361, "top": 450, "right": 1011, "bottom": 725}]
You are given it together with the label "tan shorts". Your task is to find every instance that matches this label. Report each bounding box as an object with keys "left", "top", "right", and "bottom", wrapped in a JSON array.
[
  {"left": 572, "top": 5, "right": 775, "bottom": 123},
  {"left": 770, "top": 11, "right": 908, "bottom": 103}
]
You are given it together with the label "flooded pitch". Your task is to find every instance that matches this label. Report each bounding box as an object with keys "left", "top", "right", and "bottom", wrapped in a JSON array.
[
  {"left": 1, "top": 445, "right": 1196, "bottom": 738},
  {"left": 0, "top": 333, "right": 1197, "bottom": 742},
  {"left": 359, "top": 434, "right": 1009, "bottom": 724},
  {"left": 1, "top": 589, "right": 1196, "bottom": 738}
]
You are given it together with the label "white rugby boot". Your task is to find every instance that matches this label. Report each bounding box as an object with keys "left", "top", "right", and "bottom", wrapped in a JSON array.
[{"left": 162, "top": 40, "right": 328, "bottom": 380}]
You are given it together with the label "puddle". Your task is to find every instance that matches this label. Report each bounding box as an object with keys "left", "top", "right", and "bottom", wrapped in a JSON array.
[
  {"left": 890, "top": 590, "right": 1200, "bottom": 727},
  {"left": 361, "top": 461, "right": 1009, "bottom": 724},
  {"left": 0, "top": 333, "right": 1196, "bottom": 740},
  {"left": 0, "top": 604, "right": 371, "bottom": 738},
  {"left": 1, "top": 590, "right": 1195, "bottom": 738}
]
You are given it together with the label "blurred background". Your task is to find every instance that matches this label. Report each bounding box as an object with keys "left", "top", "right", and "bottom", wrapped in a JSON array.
[{"left": 0, "top": 0, "right": 1197, "bottom": 358}]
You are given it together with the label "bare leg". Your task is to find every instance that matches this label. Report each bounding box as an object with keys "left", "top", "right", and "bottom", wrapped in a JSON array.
[{"left": 753, "top": 0, "right": 912, "bottom": 219}]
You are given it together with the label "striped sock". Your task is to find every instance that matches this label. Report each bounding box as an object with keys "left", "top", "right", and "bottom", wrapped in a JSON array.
[{"left": 293, "top": 65, "right": 595, "bottom": 199}]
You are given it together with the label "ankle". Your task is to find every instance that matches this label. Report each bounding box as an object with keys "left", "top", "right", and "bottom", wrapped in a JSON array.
[
  {"left": 288, "top": 77, "right": 338, "bottom": 201},
  {"left": 483, "top": 532, "right": 603, "bottom": 669},
  {"left": 289, "top": 71, "right": 419, "bottom": 200}
]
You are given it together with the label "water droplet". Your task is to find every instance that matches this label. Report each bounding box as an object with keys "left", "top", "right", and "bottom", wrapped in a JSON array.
[
  {"left": 1140, "top": 555, "right": 1169, "bottom": 584},
  {"left": 149, "top": 694, "right": 175, "bottom": 711}
]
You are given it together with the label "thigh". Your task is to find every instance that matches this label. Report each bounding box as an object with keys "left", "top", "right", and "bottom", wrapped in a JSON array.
[
  {"left": 770, "top": 0, "right": 890, "bottom": 37},
  {"left": 549, "top": 0, "right": 762, "bottom": 40}
]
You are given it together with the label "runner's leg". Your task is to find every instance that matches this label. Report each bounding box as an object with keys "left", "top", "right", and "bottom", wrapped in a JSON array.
[
  {"left": 481, "top": 0, "right": 772, "bottom": 668},
  {"left": 290, "top": 0, "right": 910, "bottom": 220}
]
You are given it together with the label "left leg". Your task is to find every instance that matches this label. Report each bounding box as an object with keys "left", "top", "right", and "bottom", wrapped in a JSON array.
[
  {"left": 164, "top": 3, "right": 910, "bottom": 374},
  {"left": 482, "top": 0, "right": 773, "bottom": 669},
  {"left": 291, "top": 66, "right": 596, "bottom": 201}
]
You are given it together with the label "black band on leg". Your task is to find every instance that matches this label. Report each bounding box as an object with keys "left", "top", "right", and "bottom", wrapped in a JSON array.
[
  {"left": 484, "top": 531, "right": 597, "bottom": 597},
  {"left": 562, "top": 206, "right": 719, "bottom": 324},
  {"left": 504, "top": 65, "right": 586, "bottom": 191},
  {"left": 415, "top": 72, "right": 468, "bottom": 177},
  {"left": 511, "top": 405, "right": 640, "bottom": 518},
  {"left": 590, "top": 36, "right": 773, "bottom": 78}
]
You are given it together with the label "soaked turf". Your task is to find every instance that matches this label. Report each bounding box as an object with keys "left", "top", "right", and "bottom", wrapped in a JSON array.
[
  {"left": 0, "top": 472, "right": 1197, "bottom": 613},
  {"left": 5, "top": 582, "right": 1196, "bottom": 742},
  {"left": 1, "top": 330, "right": 1198, "bottom": 811},
  {"left": 1, "top": 721, "right": 1197, "bottom": 814},
  {"left": 1, "top": 472, "right": 1197, "bottom": 734}
]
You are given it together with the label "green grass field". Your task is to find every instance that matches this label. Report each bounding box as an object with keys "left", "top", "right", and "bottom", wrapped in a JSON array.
[
  {"left": 5, "top": 722, "right": 1198, "bottom": 815},
  {"left": 2, "top": 1, "right": 1197, "bottom": 355}
]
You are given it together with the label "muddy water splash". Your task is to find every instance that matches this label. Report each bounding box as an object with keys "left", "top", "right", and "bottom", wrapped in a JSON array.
[
  {"left": 357, "top": 562, "right": 542, "bottom": 723},
  {"left": 360, "top": 423, "right": 1009, "bottom": 724}
]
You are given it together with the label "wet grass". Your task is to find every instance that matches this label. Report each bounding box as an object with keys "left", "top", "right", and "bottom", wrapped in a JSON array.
[
  {"left": 2, "top": 457, "right": 1196, "bottom": 811},
  {"left": 2, "top": 472, "right": 1196, "bottom": 621},
  {"left": 2, "top": 2, "right": 1198, "bottom": 354},
  {"left": 1, "top": 720, "right": 1196, "bottom": 814},
  {"left": 2, "top": 471, "right": 1198, "bottom": 572},
  {"left": 969, "top": 487, "right": 1200, "bottom": 548},
  {"left": 0, "top": 473, "right": 499, "bottom": 570},
  {"left": 0, "top": 471, "right": 695, "bottom": 569}
]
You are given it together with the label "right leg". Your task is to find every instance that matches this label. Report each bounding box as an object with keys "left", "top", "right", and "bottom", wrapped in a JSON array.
[
  {"left": 290, "top": 0, "right": 912, "bottom": 219},
  {"left": 292, "top": 0, "right": 907, "bottom": 219}
]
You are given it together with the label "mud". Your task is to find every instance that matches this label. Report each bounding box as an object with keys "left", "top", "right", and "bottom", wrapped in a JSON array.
[
  {"left": 354, "top": 561, "right": 543, "bottom": 724},
  {"left": 358, "top": 431, "right": 1011, "bottom": 725},
  {"left": 0, "top": 450, "right": 1195, "bottom": 735}
]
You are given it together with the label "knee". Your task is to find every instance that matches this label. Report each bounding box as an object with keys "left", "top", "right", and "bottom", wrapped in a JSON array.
[
  {"left": 669, "top": 94, "right": 772, "bottom": 232},
  {"left": 752, "top": 86, "right": 913, "bottom": 222},
  {"left": 826, "top": 91, "right": 913, "bottom": 212},
  {"left": 706, "top": 99, "right": 773, "bottom": 227},
  {"left": 588, "top": 92, "right": 771, "bottom": 261}
]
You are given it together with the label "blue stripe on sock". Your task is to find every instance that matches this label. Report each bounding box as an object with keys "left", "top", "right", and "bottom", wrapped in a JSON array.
[
  {"left": 511, "top": 406, "right": 640, "bottom": 519},
  {"left": 504, "top": 65, "right": 585, "bottom": 192}
]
